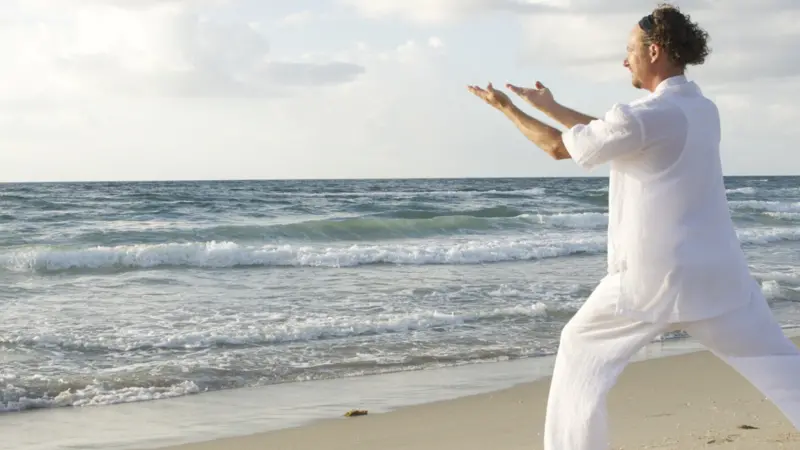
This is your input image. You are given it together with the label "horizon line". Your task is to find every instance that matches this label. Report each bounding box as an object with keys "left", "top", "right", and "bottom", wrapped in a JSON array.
[{"left": 0, "top": 174, "right": 794, "bottom": 184}]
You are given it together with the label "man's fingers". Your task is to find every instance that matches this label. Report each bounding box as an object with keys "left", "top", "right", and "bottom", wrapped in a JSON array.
[
  {"left": 467, "top": 83, "right": 509, "bottom": 107},
  {"left": 467, "top": 85, "right": 491, "bottom": 104},
  {"left": 505, "top": 81, "right": 547, "bottom": 94},
  {"left": 506, "top": 83, "right": 524, "bottom": 95}
]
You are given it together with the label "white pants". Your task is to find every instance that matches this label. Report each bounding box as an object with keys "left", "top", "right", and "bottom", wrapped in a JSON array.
[{"left": 543, "top": 274, "right": 800, "bottom": 450}]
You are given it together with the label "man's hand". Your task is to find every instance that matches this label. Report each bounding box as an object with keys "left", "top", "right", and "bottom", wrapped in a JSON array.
[
  {"left": 506, "top": 81, "right": 556, "bottom": 113},
  {"left": 467, "top": 83, "right": 513, "bottom": 111},
  {"left": 466, "top": 80, "right": 571, "bottom": 161},
  {"left": 508, "top": 81, "right": 597, "bottom": 128}
]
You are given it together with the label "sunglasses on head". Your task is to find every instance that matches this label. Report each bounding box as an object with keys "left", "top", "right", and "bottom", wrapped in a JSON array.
[{"left": 639, "top": 14, "right": 654, "bottom": 32}]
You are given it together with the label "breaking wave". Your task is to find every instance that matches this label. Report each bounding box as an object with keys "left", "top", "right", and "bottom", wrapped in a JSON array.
[{"left": 0, "top": 236, "right": 607, "bottom": 273}]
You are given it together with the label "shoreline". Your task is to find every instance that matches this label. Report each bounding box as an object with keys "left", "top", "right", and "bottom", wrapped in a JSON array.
[
  {"left": 155, "top": 336, "right": 800, "bottom": 450},
  {"left": 1, "top": 332, "right": 734, "bottom": 450}
]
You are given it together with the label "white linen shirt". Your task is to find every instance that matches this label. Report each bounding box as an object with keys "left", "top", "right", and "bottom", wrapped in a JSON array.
[{"left": 562, "top": 75, "right": 756, "bottom": 323}]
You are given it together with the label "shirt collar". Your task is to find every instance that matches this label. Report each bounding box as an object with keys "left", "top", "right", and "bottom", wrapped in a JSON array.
[{"left": 653, "top": 74, "right": 700, "bottom": 95}]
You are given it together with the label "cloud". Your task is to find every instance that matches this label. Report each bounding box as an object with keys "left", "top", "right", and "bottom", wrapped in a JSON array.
[
  {"left": 339, "top": 0, "right": 558, "bottom": 24},
  {"left": 3, "top": 0, "right": 798, "bottom": 182},
  {"left": 694, "top": 8, "right": 800, "bottom": 84},
  {"left": 344, "top": 0, "right": 799, "bottom": 85},
  {"left": 514, "top": 6, "right": 799, "bottom": 84},
  {"left": 31, "top": 0, "right": 224, "bottom": 11},
  {"left": 428, "top": 36, "right": 445, "bottom": 49},
  {"left": 710, "top": 76, "right": 800, "bottom": 134},
  {"left": 349, "top": 0, "right": 798, "bottom": 132},
  {"left": 0, "top": 31, "right": 558, "bottom": 182},
  {"left": 342, "top": 0, "right": 800, "bottom": 21},
  {"left": 261, "top": 61, "right": 365, "bottom": 86},
  {"left": 0, "top": 0, "right": 365, "bottom": 99},
  {"left": 278, "top": 10, "right": 316, "bottom": 27}
]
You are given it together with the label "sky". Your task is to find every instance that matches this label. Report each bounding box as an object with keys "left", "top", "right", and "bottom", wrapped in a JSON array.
[{"left": 2, "top": 0, "right": 798, "bottom": 182}]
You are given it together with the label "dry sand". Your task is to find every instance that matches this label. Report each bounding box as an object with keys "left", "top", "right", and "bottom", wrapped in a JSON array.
[{"left": 156, "top": 337, "right": 800, "bottom": 450}]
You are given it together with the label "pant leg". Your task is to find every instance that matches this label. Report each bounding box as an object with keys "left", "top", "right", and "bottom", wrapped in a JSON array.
[
  {"left": 544, "top": 274, "right": 673, "bottom": 450},
  {"left": 683, "top": 289, "right": 800, "bottom": 429}
]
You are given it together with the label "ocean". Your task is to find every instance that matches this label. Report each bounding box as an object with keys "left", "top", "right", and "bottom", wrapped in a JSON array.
[{"left": 2, "top": 176, "right": 800, "bottom": 417}]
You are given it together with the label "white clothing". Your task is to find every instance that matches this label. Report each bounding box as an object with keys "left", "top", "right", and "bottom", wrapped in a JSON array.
[
  {"left": 544, "top": 274, "right": 800, "bottom": 450},
  {"left": 562, "top": 75, "right": 753, "bottom": 323},
  {"left": 545, "top": 76, "right": 800, "bottom": 449}
]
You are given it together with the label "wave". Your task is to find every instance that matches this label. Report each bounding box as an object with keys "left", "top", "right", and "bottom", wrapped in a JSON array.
[
  {"left": 732, "top": 212, "right": 800, "bottom": 226},
  {"left": 67, "top": 210, "right": 608, "bottom": 245},
  {"left": 763, "top": 212, "right": 800, "bottom": 221},
  {"left": 728, "top": 200, "right": 800, "bottom": 225},
  {"left": 383, "top": 205, "right": 524, "bottom": 219},
  {"left": 235, "top": 187, "right": 546, "bottom": 199},
  {"left": 1, "top": 304, "right": 558, "bottom": 354},
  {"left": 3, "top": 349, "right": 539, "bottom": 413},
  {"left": 736, "top": 227, "right": 800, "bottom": 245},
  {"left": 0, "top": 302, "right": 567, "bottom": 413},
  {"left": 538, "top": 212, "right": 607, "bottom": 229},
  {"left": 4, "top": 225, "right": 800, "bottom": 273},
  {"left": 730, "top": 200, "right": 800, "bottom": 213},
  {"left": 0, "top": 236, "right": 608, "bottom": 273},
  {"left": 726, "top": 187, "right": 758, "bottom": 195},
  {"left": 247, "top": 210, "right": 607, "bottom": 237},
  {"left": 2, "top": 276, "right": 795, "bottom": 414},
  {"left": 1, "top": 379, "right": 201, "bottom": 413}
]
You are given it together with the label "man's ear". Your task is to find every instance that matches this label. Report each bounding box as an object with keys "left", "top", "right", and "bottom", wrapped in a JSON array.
[{"left": 649, "top": 43, "right": 660, "bottom": 63}]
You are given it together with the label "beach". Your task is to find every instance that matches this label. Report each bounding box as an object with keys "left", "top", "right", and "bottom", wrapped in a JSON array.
[{"left": 158, "top": 337, "right": 800, "bottom": 450}]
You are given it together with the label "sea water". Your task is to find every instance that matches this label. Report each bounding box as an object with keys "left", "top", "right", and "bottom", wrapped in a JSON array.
[{"left": 2, "top": 177, "right": 799, "bottom": 446}]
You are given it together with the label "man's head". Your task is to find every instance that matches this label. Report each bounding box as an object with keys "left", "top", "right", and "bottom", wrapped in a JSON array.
[{"left": 623, "top": 3, "right": 710, "bottom": 91}]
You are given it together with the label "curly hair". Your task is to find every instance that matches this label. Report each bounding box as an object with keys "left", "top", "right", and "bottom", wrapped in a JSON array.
[{"left": 639, "top": 3, "right": 711, "bottom": 67}]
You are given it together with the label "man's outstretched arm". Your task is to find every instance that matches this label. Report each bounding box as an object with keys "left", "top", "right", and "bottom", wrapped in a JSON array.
[
  {"left": 541, "top": 103, "right": 597, "bottom": 129},
  {"left": 499, "top": 103, "right": 572, "bottom": 160},
  {"left": 467, "top": 83, "right": 571, "bottom": 161},
  {"left": 469, "top": 81, "right": 647, "bottom": 171}
]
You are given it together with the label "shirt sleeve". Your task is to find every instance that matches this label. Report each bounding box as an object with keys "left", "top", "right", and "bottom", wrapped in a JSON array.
[{"left": 561, "top": 103, "right": 646, "bottom": 170}]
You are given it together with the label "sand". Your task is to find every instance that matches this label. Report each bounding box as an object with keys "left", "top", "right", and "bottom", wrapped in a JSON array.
[{"left": 155, "top": 337, "right": 800, "bottom": 450}]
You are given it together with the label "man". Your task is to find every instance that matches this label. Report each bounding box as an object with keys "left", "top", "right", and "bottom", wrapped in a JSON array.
[{"left": 468, "top": 3, "right": 800, "bottom": 450}]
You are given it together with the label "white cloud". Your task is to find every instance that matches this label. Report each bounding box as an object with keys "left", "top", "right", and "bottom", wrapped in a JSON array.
[
  {"left": 278, "top": 10, "right": 316, "bottom": 27},
  {"left": 0, "top": 0, "right": 364, "bottom": 100},
  {"left": 341, "top": 0, "right": 800, "bottom": 21},
  {"left": 0, "top": 26, "right": 556, "bottom": 182},
  {"left": 428, "top": 36, "right": 445, "bottom": 49},
  {"left": 339, "top": 0, "right": 558, "bottom": 24},
  {"left": 510, "top": 5, "right": 800, "bottom": 84},
  {"left": 342, "top": 0, "right": 800, "bottom": 85},
  {"left": 2, "top": 0, "right": 799, "bottom": 182}
]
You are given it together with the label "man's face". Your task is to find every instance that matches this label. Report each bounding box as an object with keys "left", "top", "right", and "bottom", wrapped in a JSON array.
[{"left": 623, "top": 25, "right": 651, "bottom": 89}]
